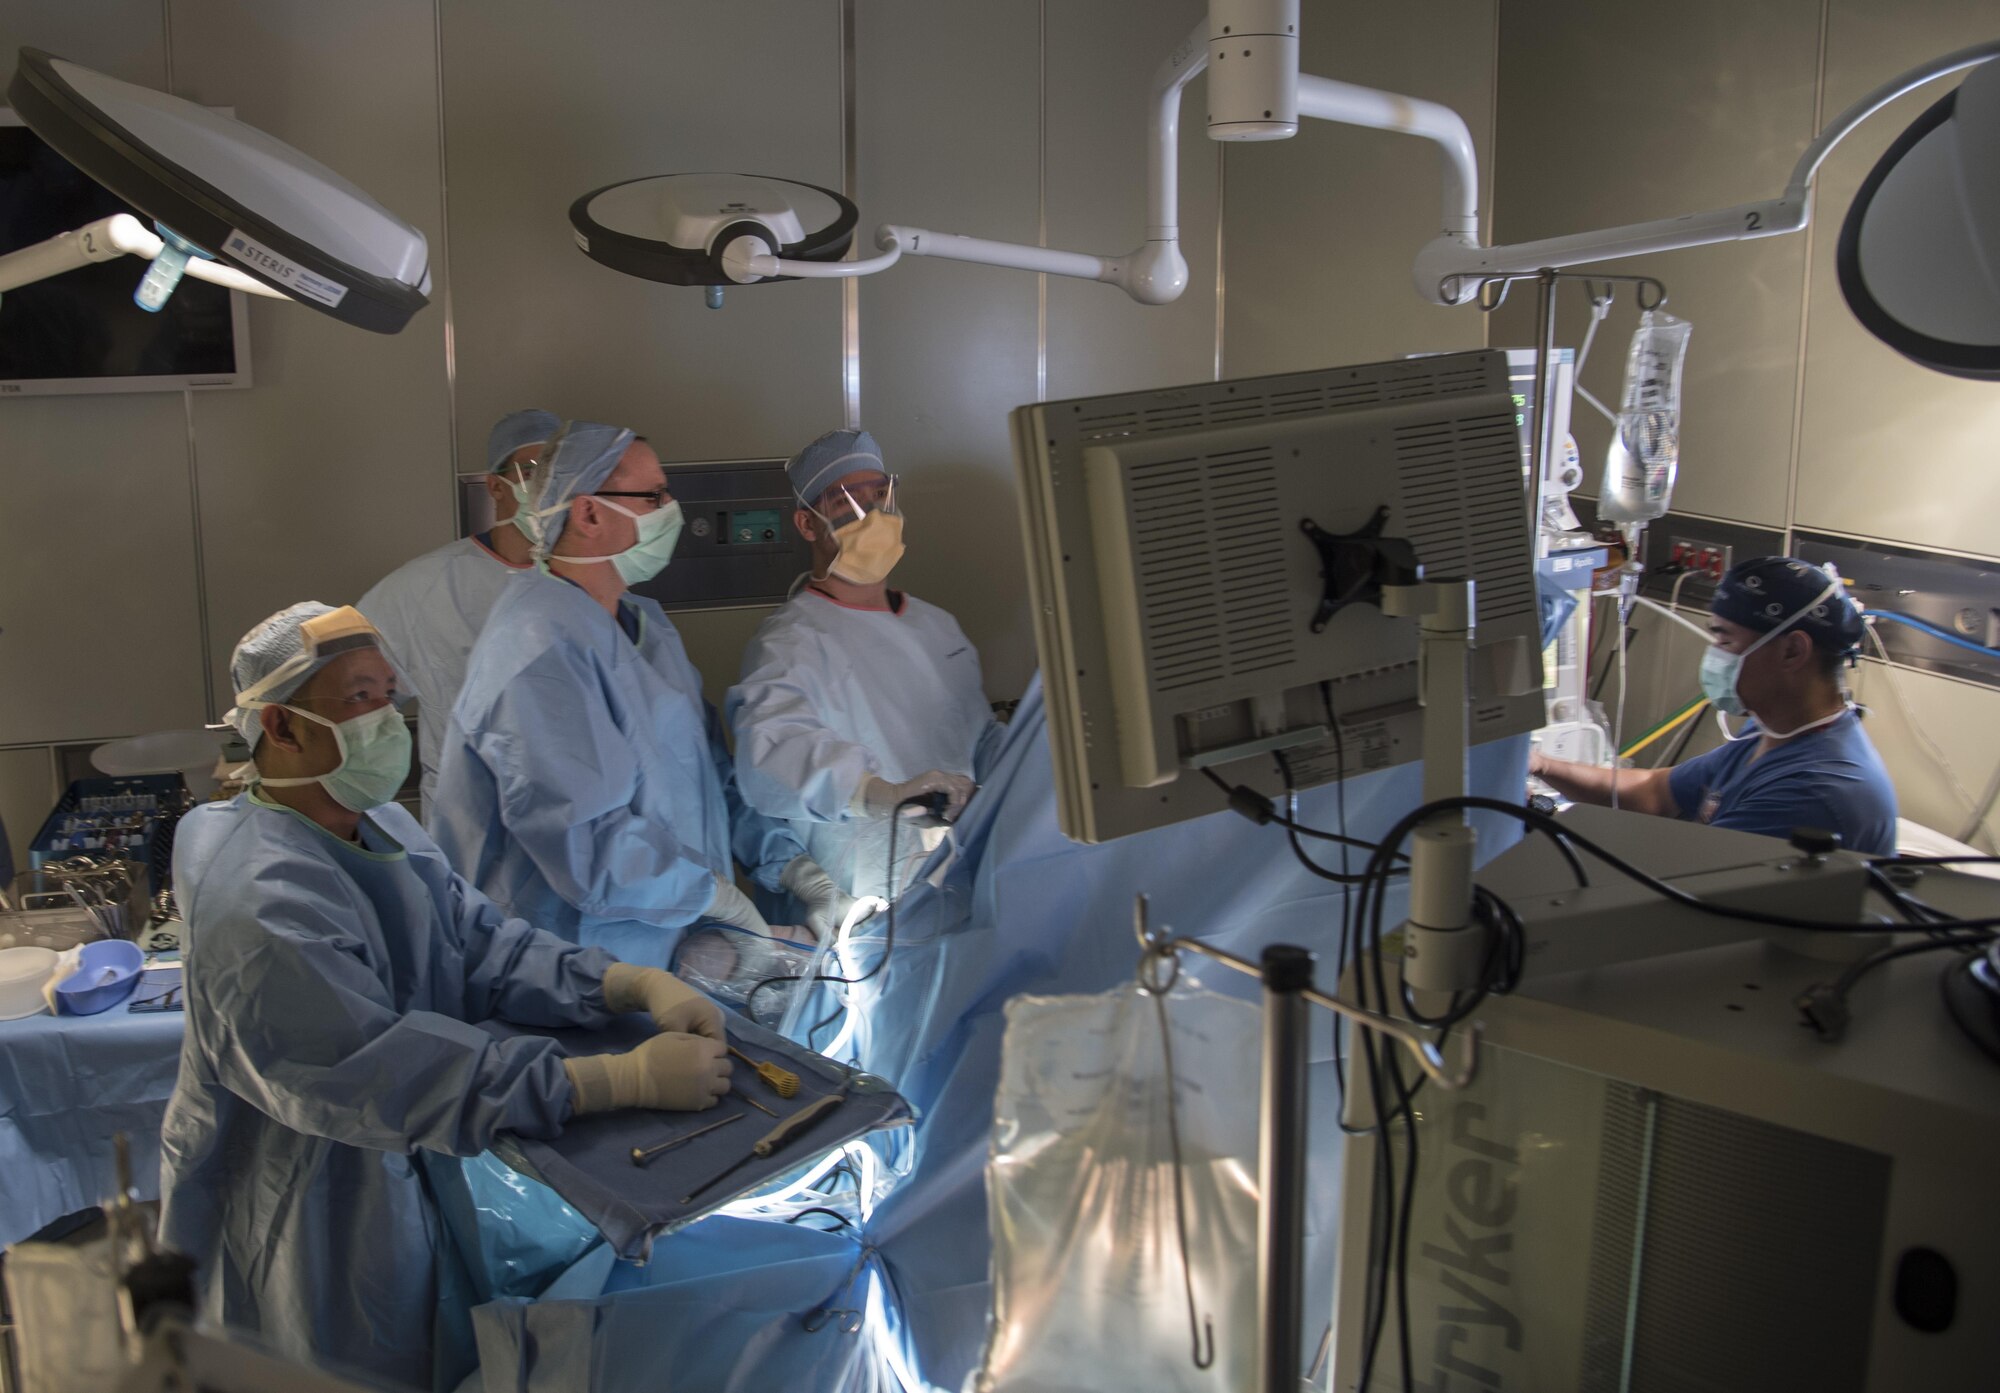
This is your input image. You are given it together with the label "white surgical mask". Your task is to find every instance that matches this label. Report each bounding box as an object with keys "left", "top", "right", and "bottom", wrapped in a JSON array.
[
  {"left": 254, "top": 703, "right": 412, "bottom": 811},
  {"left": 559, "top": 496, "right": 684, "bottom": 585}
]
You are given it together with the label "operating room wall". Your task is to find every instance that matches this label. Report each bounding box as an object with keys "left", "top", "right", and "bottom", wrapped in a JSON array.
[
  {"left": 1491, "top": 0, "right": 2000, "bottom": 849},
  {"left": 2, "top": 0, "right": 1506, "bottom": 868}
]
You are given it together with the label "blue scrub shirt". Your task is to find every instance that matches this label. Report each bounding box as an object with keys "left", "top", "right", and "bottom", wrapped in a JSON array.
[{"left": 1668, "top": 710, "right": 1898, "bottom": 855}]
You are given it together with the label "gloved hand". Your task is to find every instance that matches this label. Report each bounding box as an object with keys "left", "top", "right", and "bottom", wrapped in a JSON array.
[
  {"left": 852, "top": 771, "right": 976, "bottom": 822},
  {"left": 779, "top": 855, "right": 863, "bottom": 943},
  {"left": 562, "top": 1033, "right": 732, "bottom": 1115},
  {"left": 602, "top": 961, "right": 724, "bottom": 1040},
  {"left": 704, "top": 874, "right": 773, "bottom": 935}
]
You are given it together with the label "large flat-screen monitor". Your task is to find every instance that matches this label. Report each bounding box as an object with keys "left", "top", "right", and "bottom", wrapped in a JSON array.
[
  {"left": 1011, "top": 349, "right": 1544, "bottom": 844},
  {"left": 0, "top": 107, "right": 250, "bottom": 396}
]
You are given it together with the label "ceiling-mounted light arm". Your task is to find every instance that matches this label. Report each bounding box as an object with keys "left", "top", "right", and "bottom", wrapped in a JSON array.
[
  {"left": 0, "top": 211, "right": 289, "bottom": 301},
  {"left": 1296, "top": 74, "right": 1479, "bottom": 239},
  {"left": 873, "top": 17, "right": 1209, "bottom": 305},
  {"left": 1413, "top": 38, "right": 2000, "bottom": 304},
  {"left": 719, "top": 233, "right": 903, "bottom": 284}
]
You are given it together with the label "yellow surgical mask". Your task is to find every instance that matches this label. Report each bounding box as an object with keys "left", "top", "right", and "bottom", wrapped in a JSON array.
[{"left": 813, "top": 479, "right": 905, "bottom": 585}]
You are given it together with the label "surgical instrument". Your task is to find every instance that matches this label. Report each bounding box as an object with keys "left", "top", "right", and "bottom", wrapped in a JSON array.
[
  {"left": 729, "top": 1046, "right": 801, "bottom": 1098},
  {"left": 733, "top": 1087, "right": 778, "bottom": 1118},
  {"left": 680, "top": 1093, "right": 845, "bottom": 1204},
  {"left": 629, "top": 1112, "right": 742, "bottom": 1168}
]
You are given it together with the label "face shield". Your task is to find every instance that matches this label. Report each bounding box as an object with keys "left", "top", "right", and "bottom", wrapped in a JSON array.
[{"left": 224, "top": 605, "right": 410, "bottom": 751}]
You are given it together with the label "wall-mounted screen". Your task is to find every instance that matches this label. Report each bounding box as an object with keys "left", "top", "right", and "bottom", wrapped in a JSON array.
[{"left": 0, "top": 108, "right": 251, "bottom": 397}]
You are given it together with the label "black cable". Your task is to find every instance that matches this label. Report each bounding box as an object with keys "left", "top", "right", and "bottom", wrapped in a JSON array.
[
  {"left": 1273, "top": 751, "right": 1374, "bottom": 886},
  {"left": 1199, "top": 765, "right": 1395, "bottom": 858},
  {"left": 1797, "top": 933, "right": 1995, "bottom": 1041},
  {"left": 1873, "top": 855, "right": 2000, "bottom": 868},
  {"left": 784, "top": 1206, "right": 855, "bottom": 1231},
  {"left": 744, "top": 793, "right": 932, "bottom": 1022}
]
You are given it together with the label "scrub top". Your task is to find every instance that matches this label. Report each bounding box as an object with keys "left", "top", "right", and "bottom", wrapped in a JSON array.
[
  {"left": 1668, "top": 710, "right": 1898, "bottom": 855},
  {"left": 358, "top": 532, "right": 531, "bottom": 809},
  {"left": 728, "top": 587, "right": 1001, "bottom": 900}
]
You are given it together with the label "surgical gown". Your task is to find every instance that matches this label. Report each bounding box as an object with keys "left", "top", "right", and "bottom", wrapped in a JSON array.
[
  {"left": 157, "top": 791, "right": 617, "bottom": 1392},
  {"left": 432, "top": 571, "right": 798, "bottom": 968},
  {"left": 727, "top": 589, "right": 1001, "bottom": 901},
  {"left": 358, "top": 534, "right": 530, "bottom": 811}
]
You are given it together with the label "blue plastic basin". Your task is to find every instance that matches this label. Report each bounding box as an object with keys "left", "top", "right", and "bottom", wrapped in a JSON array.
[{"left": 54, "top": 939, "right": 144, "bottom": 1015}]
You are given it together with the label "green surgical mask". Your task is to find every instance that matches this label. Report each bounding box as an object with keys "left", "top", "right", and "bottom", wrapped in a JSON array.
[
  {"left": 257, "top": 703, "right": 412, "bottom": 812},
  {"left": 567, "top": 496, "right": 685, "bottom": 585}
]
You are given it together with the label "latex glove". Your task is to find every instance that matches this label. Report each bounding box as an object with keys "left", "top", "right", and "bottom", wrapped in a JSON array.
[
  {"left": 704, "top": 874, "right": 773, "bottom": 934},
  {"left": 779, "top": 855, "right": 861, "bottom": 943},
  {"left": 562, "top": 1033, "right": 731, "bottom": 1115},
  {"left": 851, "top": 771, "right": 976, "bottom": 822},
  {"left": 602, "top": 961, "right": 724, "bottom": 1040}
]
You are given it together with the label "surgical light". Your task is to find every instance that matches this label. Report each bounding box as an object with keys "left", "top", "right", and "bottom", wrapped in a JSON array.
[
  {"left": 1, "top": 49, "right": 431, "bottom": 332},
  {"left": 1837, "top": 53, "right": 2000, "bottom": 381},
  {"left": 568, "top": 172, "right": 879, "bottom": 308}
]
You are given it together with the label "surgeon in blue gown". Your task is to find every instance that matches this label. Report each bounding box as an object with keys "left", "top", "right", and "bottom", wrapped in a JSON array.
[
  {"left": 159, "top": 602, "right": 735, "bottom": 1391},
  {"left": 431, "top": 421, "right": 805, "bottom": 970}
]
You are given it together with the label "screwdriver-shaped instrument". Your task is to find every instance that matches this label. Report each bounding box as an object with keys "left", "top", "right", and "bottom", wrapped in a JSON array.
[
  {"left": 680, "top": 1093, "right": 845, "bottom": 1204},
  {"left": 629, "top": 1112, "right": 742, "bottom": 1168},
  {"left": 729, "top": 1046, "right": 801, "bottom": 1098}
]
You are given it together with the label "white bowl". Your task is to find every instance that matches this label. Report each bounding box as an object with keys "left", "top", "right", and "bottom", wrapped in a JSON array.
[{"left": 0, "top": 946, "right": 60, "bottom": 1021}]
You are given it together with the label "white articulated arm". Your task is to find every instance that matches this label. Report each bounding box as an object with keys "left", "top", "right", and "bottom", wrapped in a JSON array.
[
  {"left": 0, "top": 211, "right": 286, "bottom": 299},
  {"left": 879, "top": 17, "right": 1206, "bottom": 305},
  {"left": 1413, "top": 37, "right": 2000, "bottom": 303},
  {"left": 1296, "top": 74, "right": 1479, "bottom": 239}
]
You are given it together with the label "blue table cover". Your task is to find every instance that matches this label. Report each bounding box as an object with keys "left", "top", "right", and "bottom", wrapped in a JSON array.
[{"left": 0, "top": 1006, "right": 184, "bottom": 1246}]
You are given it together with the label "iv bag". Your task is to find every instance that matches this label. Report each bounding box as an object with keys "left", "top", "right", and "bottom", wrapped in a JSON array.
[
  {"left": 970, "top": 977, "right": 1260, "bottom": 1393},
  {"left": 1595, "top": 310, "right": 1692, "bottom": 524}
]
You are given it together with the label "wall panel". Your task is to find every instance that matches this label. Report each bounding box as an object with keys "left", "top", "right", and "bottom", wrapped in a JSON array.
[
  {"left": 1044, "top": 0, "right": 1218, "bottom": 401},
  {"left": 1225, "top": 0, "right": 1497, "bottom": 376},
  {"left": 853, "top": 0, "right": 1041, "bottom": 698}
]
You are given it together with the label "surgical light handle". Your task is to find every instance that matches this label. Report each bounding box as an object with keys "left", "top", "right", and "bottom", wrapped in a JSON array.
[{"left": 0, "top": 212, "right": 287, "bottom": 299}]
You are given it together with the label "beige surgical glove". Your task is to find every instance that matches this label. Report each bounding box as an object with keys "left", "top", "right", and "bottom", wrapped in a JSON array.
[
  {"left": 778, "top": 855, "right": 862, "bottom": 944},
  {"left": 602, "top": 961, "right": 724, "bottom": 1040},
  {"left": 704, "top": 874, "right": 774, "bottom": 934},
  {"left": 562, "top": 1033, "right": 732, "bottom": 1115},
  {"left": 851, "top": 771, "right": 976, "bottom": 822}
]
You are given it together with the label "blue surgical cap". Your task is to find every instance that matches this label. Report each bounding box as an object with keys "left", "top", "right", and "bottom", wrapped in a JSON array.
[
  {"left": 786, "top": 428, "right": 885, "bottom": 505},
  {"left": 490, "top": 410, "right": 564, "bottom": 476},
  {"left": 510, "top": 421, "right": 637, "bottom": 556},
  {"left": 488, "top": 409, "right": 561, "bottom": 474},
  {"left": 226, "top": 602, "right": 395, "bottom": 749},
  {"left": 1712, "top": 556, "right": 1864, "bottom": 655}
]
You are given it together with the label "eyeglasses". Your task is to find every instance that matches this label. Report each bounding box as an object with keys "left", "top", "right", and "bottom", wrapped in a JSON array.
[
  {"left": 814, "top": 475, "right": 898, "bottom": 524},
  {"left": 596, "top": 484, "right": 673, "bottom": 509}
]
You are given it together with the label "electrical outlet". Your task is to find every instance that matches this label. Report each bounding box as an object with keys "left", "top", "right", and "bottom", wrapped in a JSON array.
[{"left": 1668, "top": 536, "right": 1733, "bottom": 584}]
